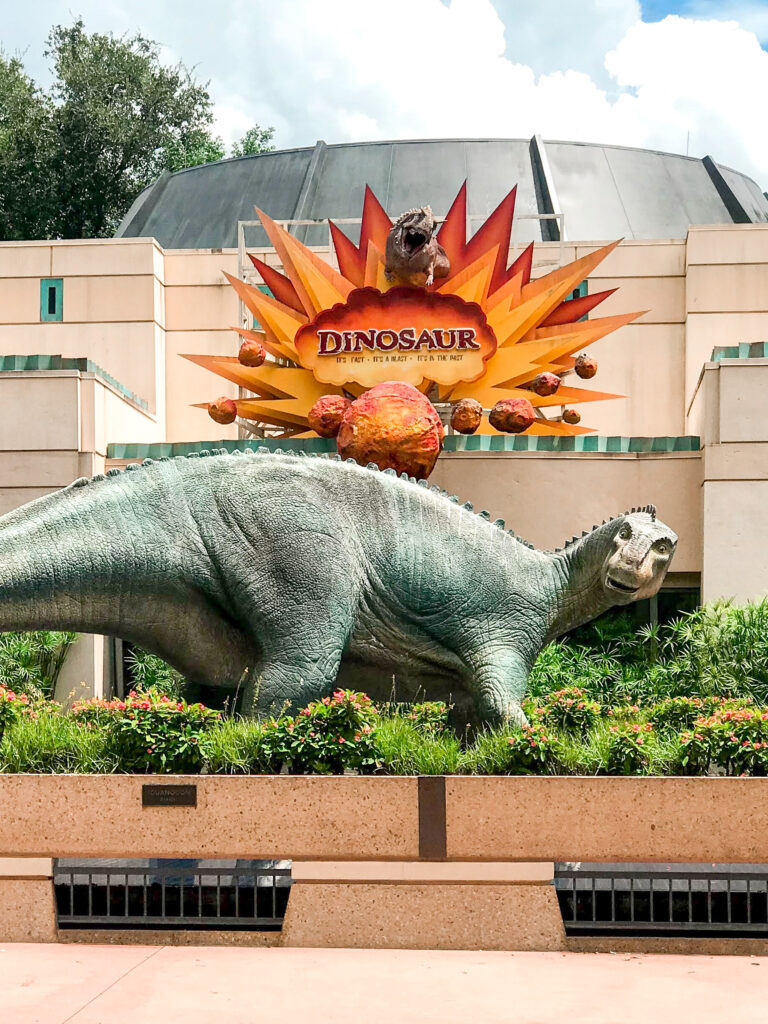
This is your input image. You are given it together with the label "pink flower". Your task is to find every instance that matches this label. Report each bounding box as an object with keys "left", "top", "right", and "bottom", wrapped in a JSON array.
[{"left": 338, "top": 737, "right": 345, "bottom": 744}]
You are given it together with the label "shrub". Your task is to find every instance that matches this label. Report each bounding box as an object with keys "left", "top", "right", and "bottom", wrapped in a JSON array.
[
  {"left": 504, "top": 724, "right": 559, "bottom": 774},
  {"left": 667, "top": 729, "right": 711, "bottom": 776},
  {"left": 406, "top": 701, "right": 450, "bottom": 735},
  {"left": 263, "top": 689, "right": 379, "bottom": 775},
  {"left": 537, "top": 687, "right": 601, "bottom": 734},
  {"left": 604, "top": 723, "right": 653, "bottom": 775},
  {"left": 0, "top": 686, "right": 32, "bottom": 744},
  {"left": 74, "top": 689, "right": 220, "bottom": 773}
]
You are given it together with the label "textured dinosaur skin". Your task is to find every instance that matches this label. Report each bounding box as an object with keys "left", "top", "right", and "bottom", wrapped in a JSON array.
[
  {"left": 0, "top": 449, "right": 677, "bottom": 723},
  {"left": 385, "top": 206, "right": 450, "bottom": 288}
]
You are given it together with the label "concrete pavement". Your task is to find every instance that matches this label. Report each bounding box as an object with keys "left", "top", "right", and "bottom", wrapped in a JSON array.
[{"left": 1, "top": 943, "right": 767, "bottom": 1024}]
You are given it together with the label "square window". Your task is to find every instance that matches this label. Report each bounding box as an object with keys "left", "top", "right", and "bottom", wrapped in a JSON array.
[{"left": 40, "top": 278, "right": 63, "bottom": 322}]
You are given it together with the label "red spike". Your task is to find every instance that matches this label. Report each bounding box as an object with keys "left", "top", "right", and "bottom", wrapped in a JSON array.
[
  {"left": 329, "top": 221, "right": 366, "bottom": 288},
  {"left": 247, "top": 255, "right": 305, "bottom": 314},
  {"left": 329, "top": 185, "right": 391, "bottom": 288},
  {"left": 360, "top": 184, "right": 392, "bottom": 250},
  {"left": 437, "top": 182, "right": 468, "bottom": 268},
  {"left": 438, "top": 185, "right": 517, "bottom": 295},
  {"left": 540, "top": 288, "right": 618, "bottom": 328},
  {"left": 507, "top": 242, "right": 534, "bottom": 288}
]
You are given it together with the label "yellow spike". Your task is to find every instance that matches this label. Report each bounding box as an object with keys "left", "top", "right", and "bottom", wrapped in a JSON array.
[
  {"left": 364, "top": 241, "right": 386, "bottom": 288},
  {"left": 183, "top": 354, "right": 341, "bottom": 402},
  {"left": 255, "top": 207, "right": 353, "bottom": 316},
  {"left": 521, "top": 240, "right": 620, "bottom": 304},
  {"left": 486, "top": 282, "right": 569, "bottom": 348},
  {"left": 235, "top": 397, "right": 314, "bottom": 428},
  {"left": 484, "top": 270, "right": 524, "bottom": 314},
  {"left": 438, "top": 247, "right": 497, "bottom": 306},
  {"left": 279, "top": 231, "right": 354, "bottom": 315},
  {"left": 223, "top": 272, "right": 305, "bottom": 357}
]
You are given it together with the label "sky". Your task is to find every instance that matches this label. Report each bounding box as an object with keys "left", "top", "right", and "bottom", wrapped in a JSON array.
[{"left": 2, "top": 0, "right": 768, "bottom": 186}]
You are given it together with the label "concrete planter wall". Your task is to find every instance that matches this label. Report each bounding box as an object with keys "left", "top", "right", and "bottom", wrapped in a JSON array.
[{"left": 1, "top": 774, "right": 767, "bottom": 951}]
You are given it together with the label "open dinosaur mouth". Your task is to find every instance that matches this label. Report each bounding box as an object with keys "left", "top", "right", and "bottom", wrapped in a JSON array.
[
  {"left": 404, "top": 228, "right": 426, "bottom": 254},
  {"left": 606, "top": 576, "right": 638, "bottom": 594}
]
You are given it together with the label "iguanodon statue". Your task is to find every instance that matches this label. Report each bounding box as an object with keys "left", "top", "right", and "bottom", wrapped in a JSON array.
[{"left": 0, "top": 449, "right": 677, "bottom": 724}]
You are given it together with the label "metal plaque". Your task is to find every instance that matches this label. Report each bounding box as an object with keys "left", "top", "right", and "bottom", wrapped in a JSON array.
[{"left": 142, "top": 784, "right": 197, "bottom": 808}]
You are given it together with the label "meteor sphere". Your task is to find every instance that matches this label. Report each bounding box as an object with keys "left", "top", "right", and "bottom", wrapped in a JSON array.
[
  {"left": 238, "top": 339, "right": 267, "bottom": 367},
  {"left": 208, "top": 396, "right": 237, "bottom": 425},
  {"left": 575, "top": 354, "right": 598, "bottom": 379},
  {"left": 337, "top": 381, "right": 444, "bottom": 478},
  {"left": 308, "top": 395, "right": 352, "bottom": 438},
  {"left": 450, "top": 398, "right": 483, "bottom": 435},
  {"left": 489, "top": 397, "right": 535, "bottom": 434}
]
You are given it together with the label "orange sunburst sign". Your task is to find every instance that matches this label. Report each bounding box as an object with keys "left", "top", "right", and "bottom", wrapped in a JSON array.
[{"left": 185, "top": 182, "right": 644, "bottom": 437}]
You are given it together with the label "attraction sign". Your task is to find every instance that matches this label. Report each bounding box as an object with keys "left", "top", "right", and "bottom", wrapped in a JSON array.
[
  {"left": 186, "top": 183, "right": 641, "bottom": 436},
  {"left": 294, "top": 287, "right": 497, "bottom": 389}
]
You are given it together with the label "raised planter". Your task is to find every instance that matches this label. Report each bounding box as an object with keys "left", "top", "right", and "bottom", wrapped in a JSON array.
[{"left": 1, "top": 774, "right": 767, "bottom": 951}]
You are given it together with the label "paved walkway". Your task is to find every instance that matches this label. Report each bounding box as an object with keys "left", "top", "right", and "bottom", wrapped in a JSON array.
[{"left": 1, "top": 944, "right": 767, "bottom": 1023}]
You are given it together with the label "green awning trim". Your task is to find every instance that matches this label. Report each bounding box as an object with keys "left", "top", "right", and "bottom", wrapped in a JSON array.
[
  {"left": 0, "top": 354, "right": 148, "bottom": 410},
  {"left": 711, "top": 342, "right": 768, "bottom": 362},
  {"left": 108, "top": 434, "right": 701, "bottom": 460}
]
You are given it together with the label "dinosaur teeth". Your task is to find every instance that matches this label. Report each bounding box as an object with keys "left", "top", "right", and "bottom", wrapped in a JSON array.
[
  {"left": 330, "top": 454, "right": 342, "bottom": 461},
  {"left": 142, "top": 458, "right": 155, "bottom": 466},
  {"left": 417, "top": 479, "right": 428, "bottom": 488},
  {"left": 366, "top": 462, "right": 379, "bottom": 471},
  {"left": 399, "top": 472, "right": 409, "bottom": 481},
  {"left": 257, "top": 447, "right": 270, "bottom": 455},
  {"left": 479, "top": 511, "right": 490, "bottom": 520},
  {"left": 383, "top": 468, "right": 397, "bottom": 476},
  {"left": 493, "top": 519, "right": 505, "bottom": 529},
  {"left": 449, "top": 496, "right": 459, "bottom": 503},
  {"left": 199, "top": 450, "right": 212, "bottom": 457},
  {"left": 188, "top": 452, "right": 200, "bottom": 459},
  {"left": 462, "top": 502, "right": 473, "bottom": 512}
]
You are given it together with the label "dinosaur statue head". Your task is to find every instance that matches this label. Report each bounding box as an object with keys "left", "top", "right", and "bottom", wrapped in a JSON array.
[
  {"left": 385, "top": 205, "right": 450, "bottom": 286},
  {"left": 600, "top": 507, "right": 678, "bottom": 604},
  {"left": 393, "top": 206, "right": 437, "bottom": 257}
]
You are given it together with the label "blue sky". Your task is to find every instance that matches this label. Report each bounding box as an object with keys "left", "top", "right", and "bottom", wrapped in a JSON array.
[{"left": 2, "top": 1, "right": 768, "bottom": 183}]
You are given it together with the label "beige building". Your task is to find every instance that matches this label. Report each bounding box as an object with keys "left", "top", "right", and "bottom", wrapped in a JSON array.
[{"left": 2, "top": 151, "right": 768, "bottom": 695}]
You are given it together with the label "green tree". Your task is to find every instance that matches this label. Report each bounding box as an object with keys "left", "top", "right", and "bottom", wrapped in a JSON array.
[
  {"left": 0, "top": 55, "right": 56, "bottom": 239},
  {"left": 45, "top": 19, "right": 220, "bottom": 237},
  {"left": 231, "top": 125, "right": 276, "bottom": 157},
  {"left": 0, "top": 19, "right": 277, "bottom": 240}
]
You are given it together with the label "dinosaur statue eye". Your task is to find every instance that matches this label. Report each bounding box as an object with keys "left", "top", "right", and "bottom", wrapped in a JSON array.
[
  {"left": 619, "top": 524, "right": 632, "bottom": 540},
  {"left": 656, "top": 541, "right": 668, "bottom": 555}
]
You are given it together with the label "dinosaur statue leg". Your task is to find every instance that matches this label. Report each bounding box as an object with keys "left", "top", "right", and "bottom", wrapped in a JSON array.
[
  {"left": 464, "top": 647, "right": 531, "bottom": 727},
  {"left": 244, "top": 636, "right": 350, "bottom": 718}
]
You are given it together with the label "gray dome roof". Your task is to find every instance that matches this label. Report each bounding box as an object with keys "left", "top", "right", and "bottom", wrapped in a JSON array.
[{"left": 116, "top": 137, "right": 768, "bottom": 249}]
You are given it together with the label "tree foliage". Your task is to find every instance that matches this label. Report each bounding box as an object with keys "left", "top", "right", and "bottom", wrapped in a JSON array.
[{"left": 0, "top": 19, "right": 276, "bottom": 239}]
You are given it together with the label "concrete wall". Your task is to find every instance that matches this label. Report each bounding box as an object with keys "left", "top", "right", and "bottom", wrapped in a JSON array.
[
  {"left": 0, "top": 239, "right": 166, "bottom": 418},
  {"left": 690, "top": 358, "right": 768, "bottom": 601}
]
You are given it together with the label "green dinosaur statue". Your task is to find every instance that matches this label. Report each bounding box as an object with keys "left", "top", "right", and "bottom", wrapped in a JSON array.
[{"left": 0, "top": 449, "right": 677, "bottom": 723}]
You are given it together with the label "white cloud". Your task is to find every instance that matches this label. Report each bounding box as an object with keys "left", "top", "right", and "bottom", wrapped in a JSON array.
[{"left": 2, "top": 0, "right": 767, "bottom": 185}]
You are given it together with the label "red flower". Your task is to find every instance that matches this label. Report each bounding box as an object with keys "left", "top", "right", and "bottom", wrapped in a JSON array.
[{"left": 338, "top": 737, "right": 345, "bottom": 743}]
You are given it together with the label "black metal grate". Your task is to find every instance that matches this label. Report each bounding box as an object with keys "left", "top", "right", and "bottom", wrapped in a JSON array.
[
  {"left": 556, "top": 865, "right": 768, "bottom": 937},
  {"left": 54, "top": 860, "right": 291, "bottom": 931}
]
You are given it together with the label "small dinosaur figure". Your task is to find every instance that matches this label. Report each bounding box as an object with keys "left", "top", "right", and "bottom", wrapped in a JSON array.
[
  {"left": 385, "top": 206, "right": 450, "bottom": 287},
  {"left": 0, "top": 449, "right": 676, "bottom": 726}
]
